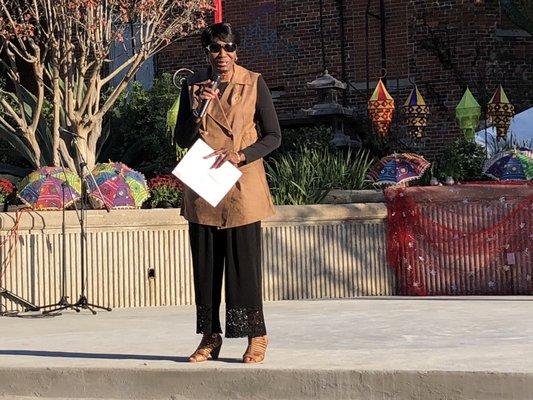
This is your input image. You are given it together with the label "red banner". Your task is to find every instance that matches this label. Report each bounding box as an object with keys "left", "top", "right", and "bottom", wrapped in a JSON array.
[{"left": 214, "top": 0, "right": 223, "bottom": 23}]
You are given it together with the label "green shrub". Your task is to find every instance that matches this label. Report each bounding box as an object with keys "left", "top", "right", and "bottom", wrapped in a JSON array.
[
  {"left": 103, "top": 74, "right": 183, "bottom": 178},
  {"left": 266, "top": 146, "right": 374, "bottom": 205},
  {"left": 435, "top": 138, "right": 488, "bottom": 182},
  {"left": 273, "top": 125, "right": 333, "bottom": 159}
]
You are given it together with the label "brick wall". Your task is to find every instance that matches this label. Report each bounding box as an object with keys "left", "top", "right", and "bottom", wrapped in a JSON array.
[{"left": 156, "top": 0, "right": 532, "bottom": 159}]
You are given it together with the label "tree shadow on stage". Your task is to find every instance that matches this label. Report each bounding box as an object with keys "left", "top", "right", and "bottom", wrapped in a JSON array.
[
  {"left": 0, "top": 350, "right": 244, "bottom": 363},
  {"left": 0, "top": 349, "right": 186, "bottom": 362}
]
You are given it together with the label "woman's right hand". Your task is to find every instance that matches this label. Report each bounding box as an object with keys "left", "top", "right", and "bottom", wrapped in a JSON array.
[{"left": 199, "top": 79, "right": 220, "bottom": 102}]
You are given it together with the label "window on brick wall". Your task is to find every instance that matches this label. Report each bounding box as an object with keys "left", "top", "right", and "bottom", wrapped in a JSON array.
[
  {"left": 498, "top": 1, "right": 532, "bottom": 36},
  {"left": 108, "top": 23, "right": 155, "bottom": 90}
]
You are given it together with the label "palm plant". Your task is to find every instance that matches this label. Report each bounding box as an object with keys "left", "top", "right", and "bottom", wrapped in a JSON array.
[
  {"left": 485, "top": 133, "right": 533, "bottom": 157},
  {"left": 266, "top": 146, "right": 374, "bottom": 205}
]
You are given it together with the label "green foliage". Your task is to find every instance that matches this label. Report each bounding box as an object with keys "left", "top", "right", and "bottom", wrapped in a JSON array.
[
  {"left": 274, "top": 125, "right": 333, "bottom": 158},
  {"left": 0, "top": 82, "right": 54, "bottom": 168},
  {"left": 104, "top": 74, "right": 183, "bottom": 178},
  {"left": 434, "top": 138, "right": 488, "bottom": 182},
  {"left": 266, "top": 146, "right": 374, "bottom": 205}
]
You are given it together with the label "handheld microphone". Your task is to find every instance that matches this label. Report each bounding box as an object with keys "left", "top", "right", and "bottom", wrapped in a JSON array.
[{"left": 193, "top": 73, "right": 221, "bottom": 119}]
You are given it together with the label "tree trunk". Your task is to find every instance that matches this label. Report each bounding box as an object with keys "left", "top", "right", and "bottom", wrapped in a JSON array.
[
  {"left": 58, "top": 140, "right": 77, "bottom": 172},
  {"left": 69, "top": 121, "right": 101, "bottom": 175},
  {"left": 26, "top": 132, "right": 42, "bottom": 168},
  {"left": 87, "top": 120, "right": 102, "bottom": 171}
]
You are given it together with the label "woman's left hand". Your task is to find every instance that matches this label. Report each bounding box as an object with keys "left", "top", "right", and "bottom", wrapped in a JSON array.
[{"left": 204, "top": 148, "right": 243, "bottom": 168}]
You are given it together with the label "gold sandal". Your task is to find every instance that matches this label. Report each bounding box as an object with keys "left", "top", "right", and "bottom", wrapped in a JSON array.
[
  {"left": 188, "top": 333, "right": 222, "bottom": 362},
  {"left": 243, "top": 335, "right": 268, "bottom": 363}
]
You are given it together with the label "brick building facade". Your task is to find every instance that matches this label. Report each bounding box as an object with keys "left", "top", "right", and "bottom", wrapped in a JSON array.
[{"left": 156, "top": 1, "right": 532, "bottom": 158}]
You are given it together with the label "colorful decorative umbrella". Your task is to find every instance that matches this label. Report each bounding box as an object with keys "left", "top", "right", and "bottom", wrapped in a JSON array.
[
  {"left": 401, "top": 85, "right": 430, "bottom": 139},
  {"left": 17, "top": 166, "right": 81, "bottom": 210},
  {"left": 368, "top": 79, "right": 395, "bottom": 138},
  {"left": 488, "top": 85, "right": 515, "bottom": 140},
  {"left": 483, "top": 148, "right": 533, "bottom": 181},
  {"left": 368, "top": 153, "right": 431, "bottom": 186},
  {"left": 456, "top": 87, "right": 481, "bottom": 141},
  {"left": 87, "top": 162, "right": 149, "bottom": 209}
]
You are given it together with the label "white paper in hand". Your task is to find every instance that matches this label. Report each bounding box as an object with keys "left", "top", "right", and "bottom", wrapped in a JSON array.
[{"left": 172, "top": 139, "right": 242, "bottom": 207}]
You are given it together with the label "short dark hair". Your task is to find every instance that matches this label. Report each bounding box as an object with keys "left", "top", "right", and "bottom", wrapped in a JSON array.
[{"left": 201, "top": 23, "right": 241, "bottom": 48}]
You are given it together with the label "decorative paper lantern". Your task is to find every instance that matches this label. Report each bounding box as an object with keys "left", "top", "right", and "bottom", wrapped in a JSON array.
[
  {"left": 368, "top": 79, "right": 395, "bottom": 138},
  {"left": 401, "top": 85, "right": 430, "bottom": 139},
  {"left": 166, "top": 93, "right": 180, "bottom": 135},
  {"left": 488, "top": 85, "right": 515, "bottom": 140},
  {"left": 455, "top": 87, "right": 481, "bottom": 141}
]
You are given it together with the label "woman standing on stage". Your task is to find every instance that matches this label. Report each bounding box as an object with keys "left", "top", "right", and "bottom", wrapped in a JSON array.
[{"left": 174, "top": 22, "right": 281, "bottom": 363}]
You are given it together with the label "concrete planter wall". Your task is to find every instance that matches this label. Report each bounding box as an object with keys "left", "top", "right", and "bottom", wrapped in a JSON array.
[
  {"left": 0, "top": 203, "right": 393, "bottom": 311},
  {"left": 322, "top": 189, "right": 385, "bottom": 204}
]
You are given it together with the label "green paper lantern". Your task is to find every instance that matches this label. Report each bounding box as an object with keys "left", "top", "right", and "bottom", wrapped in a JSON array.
[
  {"left": 455, "top": 87, "right": 481, "bottom": 141},
  {"left": 166, "top": 93, "right": 181, "bottom": 136}
]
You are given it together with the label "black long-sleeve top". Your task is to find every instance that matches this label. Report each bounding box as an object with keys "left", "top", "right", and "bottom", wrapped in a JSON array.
[{"left": 173, "top": 75, "right": 281, "bottom": 164}]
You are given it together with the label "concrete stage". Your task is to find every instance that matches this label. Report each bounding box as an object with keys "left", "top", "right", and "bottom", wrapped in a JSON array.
[{"left": 1, "top": 298, "right": 532, "bottom": 399}]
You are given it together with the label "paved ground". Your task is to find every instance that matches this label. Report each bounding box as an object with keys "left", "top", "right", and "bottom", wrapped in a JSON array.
[{"left": 1, "top": 297, "right": 533, "bottom": 399}]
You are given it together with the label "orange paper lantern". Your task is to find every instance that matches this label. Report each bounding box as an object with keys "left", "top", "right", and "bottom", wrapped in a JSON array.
[{"left": 368, "top": 79, "right": 395, "bottom": 137}]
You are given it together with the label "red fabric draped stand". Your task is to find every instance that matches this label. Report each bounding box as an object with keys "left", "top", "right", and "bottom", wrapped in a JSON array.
[{"left": 384, "top": 182, "right": 533, "bottom": 295}]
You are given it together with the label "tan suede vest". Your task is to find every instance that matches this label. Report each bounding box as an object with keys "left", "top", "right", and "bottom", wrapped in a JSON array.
[{"left": 180, "top": 65, "right": 276, "bottom": 228}]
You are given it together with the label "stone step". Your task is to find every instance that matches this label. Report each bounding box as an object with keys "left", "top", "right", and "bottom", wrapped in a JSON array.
[{"left": 1, "top": 367, "right": 532, "bottom": 400}]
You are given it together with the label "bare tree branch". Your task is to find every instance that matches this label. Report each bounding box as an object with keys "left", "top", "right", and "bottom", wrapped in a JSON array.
[
  {"left": 0, "top": 0, "right": 212, "bottom": 170},
  {"left": 100, "top": 53, "right": 136, "bottom": 85}
]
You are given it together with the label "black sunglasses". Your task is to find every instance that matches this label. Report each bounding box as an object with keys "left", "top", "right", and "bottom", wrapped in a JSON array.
[{"left": 206, "top": 42, "right": 237, "bottom": 53}]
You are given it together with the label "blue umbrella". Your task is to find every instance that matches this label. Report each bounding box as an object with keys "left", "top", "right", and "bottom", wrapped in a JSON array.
[
  {"left": 368, "top": 153, "right": 431, "bottom": 186},
  {"left": 483, "top": 148, "right": 532, "bottom": 181}
]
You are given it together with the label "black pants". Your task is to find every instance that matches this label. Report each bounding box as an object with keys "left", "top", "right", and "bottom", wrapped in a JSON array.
[{"left": 188, "top": 221, "right": 266, "bottom": 338}]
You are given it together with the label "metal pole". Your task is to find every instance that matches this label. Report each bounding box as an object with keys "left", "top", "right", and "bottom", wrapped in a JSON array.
[
  {"left": 319, "top": 0, "right": 327, "bottom": 72},
  {"left": 379, "top": 0, "right": 387, "bottom": 85},
  {"left": 80, "top": 168, "right": 86, "bottom": 297},
  {"left": 338, "top": 0, "right": 347, "bottom": 105},
  {"left": 365, "top": 0, "right": 371, "bottom": 98}
]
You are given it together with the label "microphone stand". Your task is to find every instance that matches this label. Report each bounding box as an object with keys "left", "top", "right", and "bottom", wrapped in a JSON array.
[
  {"left": 44, "top": 132, "right": 111, "bottom": 315},
  {"left": 37, "top": 152, "right": 81, "bottom": 313}
]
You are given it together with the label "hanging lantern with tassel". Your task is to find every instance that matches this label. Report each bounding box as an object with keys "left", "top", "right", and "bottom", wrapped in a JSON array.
[
  {"left": 455, "top": 87, "right": 481, "bottom": 141},
  {"left": 401, "top": 85, "right": 430, "bottom": 139},
  {"left": 368, "top": 79, "right": 395, "bottom": 138},
  {"left": 488, "top": 85, "right": 515, "bottom": 140}
]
